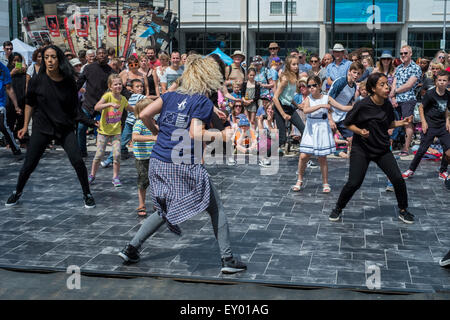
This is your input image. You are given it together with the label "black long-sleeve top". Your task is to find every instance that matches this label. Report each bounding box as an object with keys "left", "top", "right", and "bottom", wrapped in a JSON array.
[
  {"left": 76, "top": 62, "right": 113, "bottom": 115},
  {"left": 26, "top": 72, "right": 96, "bottom": 138}
]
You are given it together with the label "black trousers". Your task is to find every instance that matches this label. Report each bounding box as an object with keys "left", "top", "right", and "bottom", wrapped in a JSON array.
[
  {"left": 336, "top": 147, "right": 408, "bottom": 211},
  {"left": 274, "top": 104, "right": 305, "bottom": 147},
  {"left": 0, "top": 108, "right": 20, "bottom": 153},
  {"left": 409, "top": 126, "right": 450, "bottom": 172},
  {"left": 15, "top": 130, "right": 91, "bottom": 196}
]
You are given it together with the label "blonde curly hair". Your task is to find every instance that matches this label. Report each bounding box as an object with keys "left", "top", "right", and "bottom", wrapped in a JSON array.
[{"left": 176, "top": 54, "right": 224, "bottom": 96}]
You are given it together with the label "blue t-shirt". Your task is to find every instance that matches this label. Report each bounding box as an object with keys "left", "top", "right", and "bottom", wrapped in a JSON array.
[
  {"left": 294, "top": 93, "right": 304, "bottom": 105},
  {"left": 329, "top": 76, "right": 356, "bottom": 123},
  {"left": 299, "top": 63, "right": 312, "bottom": 74},
  {"left": 256, "top": 105, "right": 266, "bottom": 117},
  {"left": 255, "top": 67, "right": 272, "bottom": 97},
  {"left": 0, "top": 62, "right": 12, "bottom": 108},
  {"left": 151, "top": 91, "right": 214, "bottom": 164}
]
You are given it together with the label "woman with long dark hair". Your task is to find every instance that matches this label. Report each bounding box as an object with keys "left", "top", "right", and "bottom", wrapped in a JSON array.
[
  {"left": 5, "top": 45, "right": 97, "bottom": 208},
  {"left": 329, "top": 73, "right": 415, "bottom": 224}
]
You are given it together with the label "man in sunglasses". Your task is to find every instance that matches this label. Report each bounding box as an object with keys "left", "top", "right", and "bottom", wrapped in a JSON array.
[
  {"left": 1, "top": 41, "right": 14, "bottom": 66},
  {"left": 77, "top": 48, "right": 113, "bottom": 157},
  {"left": 390, "top": 45, "right": 422, "bottom": 157},
  {"left": 265, "top": 42, "right": 281, "bottom": 69}
]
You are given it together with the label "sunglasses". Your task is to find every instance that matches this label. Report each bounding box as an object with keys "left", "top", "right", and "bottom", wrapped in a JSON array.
[
  {"left": 307, "top": 84, "right": 318, "bottom": 88},
  {"left": 128, "top": 63, "right": 139, "bottom": 67},
  {"left": 269, "top": 48, "right": 279, "bottom": 50},
  {"left": 438, "top": 56, "right": 445, "bottom": 59},
  {"left": 400, "top": 52, "right": 409, "bottom": 56},
  {"left": 4, "top": 47, "right": 13, "bottom": 51},
  {"left": 310, "top": 60, "right": 319, "bottom": 63}
]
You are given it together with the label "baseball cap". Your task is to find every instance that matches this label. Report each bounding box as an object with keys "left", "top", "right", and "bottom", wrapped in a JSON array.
[
  {"left": 238, "top": 116, "right": 250, "bottom": 127},
  {"left": 70, "top": 58, "right": 82, "bottom": 67}
]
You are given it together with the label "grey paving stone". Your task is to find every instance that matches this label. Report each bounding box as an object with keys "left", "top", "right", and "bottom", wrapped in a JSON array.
[{"left": 1, "top": 149, "right": 449, "bottom": 293}]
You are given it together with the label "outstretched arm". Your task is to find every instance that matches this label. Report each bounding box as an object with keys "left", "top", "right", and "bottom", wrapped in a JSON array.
[{"left": 328, "top": 96, "right": 353, "bottom": 112}]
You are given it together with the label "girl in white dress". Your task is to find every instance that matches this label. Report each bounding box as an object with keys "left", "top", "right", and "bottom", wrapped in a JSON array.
[{"left": 292, "top": 76, "right": 353, "bottom": 193}]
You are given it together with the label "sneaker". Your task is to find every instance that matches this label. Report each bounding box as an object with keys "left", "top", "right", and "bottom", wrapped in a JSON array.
[
  {"left": 5, "top": 191, "right": 21, "bottom": 207},
  {"left": 439, "top": 250, "right": 450, "bottom": 267},
  {"left": 329, "top": 208, "right": 342, "bottom": 222},
  {"left": 221, "top": 256, "right": 247, "bottom": 274},
  {"left": 101, "top": 160, "right": 112, "bottom": 168},
  {"left": 307, "top": 160, "right": 318, "bottom": 169},
  {"left": 84, "top": 194, "right": 96, "bottom": 209},
  {"left": 88, "top": 175, "right": 95, "bottom": 185},
  {"left": 118, "top": 244, "right": 140, "bottom": 263},
  {"left": 112, "top": 177, "right": 122, "bottom": 187},
  {"left": 258, "top": 159, "right": 271, "bottom": 168},
  {"left": 439, "top": 171, "right": 449, "bottom": 181},
  {"left": 385, "top": 182, "right": 394, "bottom": 192},
  {"left": 399, "top": 210, "right": 415, "bottom": 224},
  {"left": 445, "top": 177, "right": 450, "bottom": 190},
  {"left": 227, "top": 157, "right": 236, "bottom": 166},
  {"left": 402, "top": 169, "right": 414, "bottom": 179}
]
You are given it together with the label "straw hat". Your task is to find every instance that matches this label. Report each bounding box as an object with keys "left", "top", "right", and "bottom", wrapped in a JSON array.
[{"left": 231, "top": 50, "right": 246, "bottom": 60}]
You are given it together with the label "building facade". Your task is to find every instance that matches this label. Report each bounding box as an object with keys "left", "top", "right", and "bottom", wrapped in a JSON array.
[{"left": 3, "top": 0, "right": 450, "bottom": 60}]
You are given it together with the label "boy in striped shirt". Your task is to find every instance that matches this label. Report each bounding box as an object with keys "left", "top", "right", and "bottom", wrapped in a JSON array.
[{"left": 133, "top": 98, "right": 157, "bottom": 216}]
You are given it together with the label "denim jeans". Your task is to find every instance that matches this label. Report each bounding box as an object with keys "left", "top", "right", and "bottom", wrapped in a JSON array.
[
  {"left": 105, "top": 122, "right": 133, "bottom": 163},
  {"left": 77, "top": 108, "right": 95, "bottom": 155}
]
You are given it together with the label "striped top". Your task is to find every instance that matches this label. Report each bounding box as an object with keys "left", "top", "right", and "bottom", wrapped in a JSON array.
[
  {"left": 126, "top": 93, "right": 146, "bottom": 125},
  {"left": 132, "top": 119, "right": 156, "bottom": 160}
]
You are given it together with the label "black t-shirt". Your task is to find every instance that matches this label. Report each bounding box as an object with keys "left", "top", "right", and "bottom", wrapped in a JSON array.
[
  {"left": 344, "top": 96, "right": 395, "bottom": 157},
  {"left": 77, "top": 62, "right": 113, "bottom": 114},
  {"left": 27, "top": 73, "right": 95, "bottom": 138},
  {"left": 421, "top": 88, "right": 450, "bottom": 128}
]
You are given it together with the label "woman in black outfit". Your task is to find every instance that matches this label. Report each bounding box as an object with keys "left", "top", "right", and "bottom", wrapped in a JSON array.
[
  {"left": 5, "top": 45, "right": 97, "bottom": 209},
  {"left": 329, "top": 73, "right": 415, "bottom": 224}
]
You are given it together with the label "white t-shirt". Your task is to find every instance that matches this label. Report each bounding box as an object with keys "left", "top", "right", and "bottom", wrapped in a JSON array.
[{"left": 160, "top": 67, "right": 183, "bottom": 88}]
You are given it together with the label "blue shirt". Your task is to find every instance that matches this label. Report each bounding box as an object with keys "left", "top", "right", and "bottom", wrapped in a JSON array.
[
  {"left": 255, "top": 67, "right": 272, "bottom": 97},
  {"left": 326, "top": 59, "right": 352, "bottom": 82},
  {"left": 299, "top": 63, "right": 312, "bottom": 74},
  {"left": 151, "top": 92, "right": 213, "bottom": 164},
  {"left": 0, "top": 62, "right": 12, "bottom": 108},
  {"left": 329, "top": 76, "right": 356, "bottom": 123},
  {"left": 394, "top": 61, "right": 422, "bottom": 103}
]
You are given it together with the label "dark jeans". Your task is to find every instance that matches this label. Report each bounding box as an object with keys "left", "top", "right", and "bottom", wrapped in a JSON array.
[
  {"left": 0, "top": 107, "right": 20, "bottom": 153},
  {"left": 274, "top": 104, "right": 305, "bottom": 147},
  {"left": 336, "top": 147, "right": 408, "bottom": 211},
  {"left": 15, "top": 130, "right": 91, "bottom": 196},
  {"left": 77, "top": 108, "right": 96, "bottom": 155},
  {"left": 409, "top": 127, "right": 450, "bottom": 172}
]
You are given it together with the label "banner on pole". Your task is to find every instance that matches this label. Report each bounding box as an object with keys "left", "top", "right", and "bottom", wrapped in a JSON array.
[{"left": 46, "top": 15, "right": 60, "bottom": 37}]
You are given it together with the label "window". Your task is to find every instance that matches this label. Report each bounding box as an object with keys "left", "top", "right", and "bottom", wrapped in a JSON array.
[
  {"left": 287, "top": 1, "right": 296, "bottom": 15},
  {"left": 255, "top": 30, "right": 320, "bottom": 58},
  {"left": 270, "top": 2, "right": 283, "bottom": 15},
  {"left": 409, "top": 32, "right": 450, "bottom": 60},
  {"left": 185, "top": 32, "right": 241, "bottom": 56}
]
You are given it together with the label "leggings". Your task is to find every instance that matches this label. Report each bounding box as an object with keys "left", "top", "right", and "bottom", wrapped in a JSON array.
[
  {"left": 409, "top": 127, "right": 450, "bottom": 172},
  {"left": 15, "top": 130, "right": 91, "bottom": 196},
  {"left": 0, "top": 107, "right": 20, "bottom": 153},
  {"left": 274, "top": 104, "right": 305, "bottom": 147},
  {"left": 93, "top": 134, "right": 121, "bottom": 164},
  {"left": 130, "top": 181, "right": 233, "bottom": 259},
  {"left": 336, "top": 147, "right": 408, "bottom": 211}
]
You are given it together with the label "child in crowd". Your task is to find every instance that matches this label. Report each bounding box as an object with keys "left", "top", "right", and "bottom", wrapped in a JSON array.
[
  {"left": 133, "top": 98, "right": 157, "bottom": 217},
  {"left": 293, "top": 76, "right": 353, "bottom": 193},
  {"left": 242, "top": 68, "right": 260, "bottom": 130},
  {"left": 356, "top": 81, "right": 368, "bottom": 102},
  {"left": 101, "top": 79, "right": 146, "bottom": 168},
  {"left": 235, "top": 116, "right": 258, "bottom": 155},
  {"left": 226, "top": 81, "right": 242, "bottom": 113},
  {"left": 402, "top": 71, "right": 450, "bottom": 183},
  {"left": 258, "top": 103, "right": 278, "bottom": 167},
  {"left": 89, "top": 74, "right": 133, "bottom": 187},
  {"left": 334, "top": 133, "right": 350, "bottom": 158}
]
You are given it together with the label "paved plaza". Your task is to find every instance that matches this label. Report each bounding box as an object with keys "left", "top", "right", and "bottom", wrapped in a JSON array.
[{"left": 0, "top": 147, "right": 449, "bottom": 294}]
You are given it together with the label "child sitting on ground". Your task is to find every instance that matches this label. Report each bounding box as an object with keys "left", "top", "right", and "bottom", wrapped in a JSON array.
[
  {"left": 132, "top": 98, "right": 157, "bottom": 216},
  {"left": 334, "top": 133, "right": 349, "bottom": 158},
  {"left": 235, "top": 116, "right": 258, "bottom": 155}
]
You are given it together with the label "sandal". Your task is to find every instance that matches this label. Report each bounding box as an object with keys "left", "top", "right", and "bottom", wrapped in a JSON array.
[
  {"left": 323, "top": 184, "right": 331, "bottom": 193},
  {"left": 136, "top": 206, "right": 147, "bottom": 217},
  {"left": 399, "top": 151, "right": 409, "bottom": 157},
  {"left": 291, "top": 180, "right": 303, "bottom": 192}
]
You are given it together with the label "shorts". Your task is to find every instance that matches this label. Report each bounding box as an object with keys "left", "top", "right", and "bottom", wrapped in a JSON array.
[
  {"left": 398, "top": 100, "right": 416, "bottom": 118},
  {"left": 336, "top": 121, "right": 353, "bottom": 139},
  {"left": 245, "top": 102, "right": 257, "bottom": 113},
  {"left": 136, "top": 159, "right": 150, "bottom": 190}
]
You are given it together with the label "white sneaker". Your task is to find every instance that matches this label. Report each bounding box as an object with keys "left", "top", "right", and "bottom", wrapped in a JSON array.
[
  {"left": 307, "top": 160, "right": 318, "bottom": 169},
  {"left": 227, "top": 157, "right": 236, "bottom": 166}
]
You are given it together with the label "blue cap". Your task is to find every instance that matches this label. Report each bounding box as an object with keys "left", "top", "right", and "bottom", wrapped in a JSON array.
[{"left": 238, "top": 116, "right": 250, "bottom": 127}]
